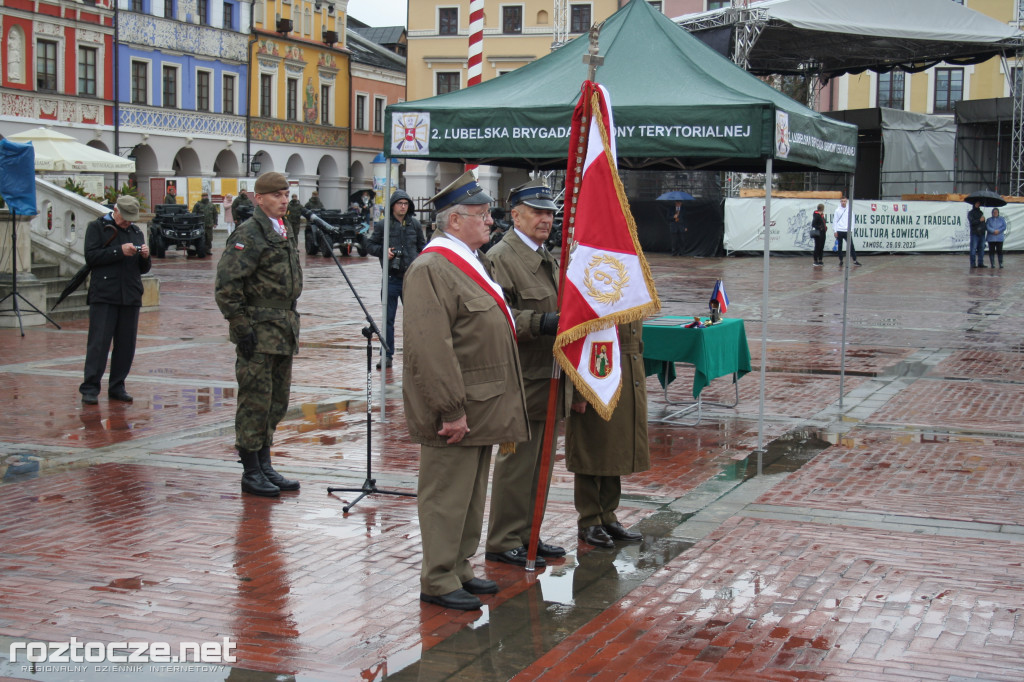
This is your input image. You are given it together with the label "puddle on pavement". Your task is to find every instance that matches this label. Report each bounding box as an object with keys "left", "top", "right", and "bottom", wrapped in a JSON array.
[
  {"left": 750, "top": 428, "right": 832, "bottom": 477},
  {"left": 383, "top": 511, "right": 691, "bottom": 681}
]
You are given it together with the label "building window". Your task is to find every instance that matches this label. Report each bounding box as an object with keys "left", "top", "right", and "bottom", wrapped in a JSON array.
[
  {"left": 164, "top": 0, "right": 174, "bottom": 18},
  {"left": 439, "top": 7, "right": 458, "bottom": 35},
  {"left": 131, "top": 61, "right": 148, "bottom": 104},
  {"left": 934, "top": 67, "right": 963, "bottom": 114},
  {"left": 877, "top": 71, "right": 904, "bottom": 109},
  {"left": 356, "top": 93, "right": 367, "bottom": 130},
  {"left": 570, "top": 4, "right": 591, "bottom": 34},
  {"left": 707, "top": 0, "right": 729, "bottom": 8},
  {"left": 503, "top": 6, "right": 522, "bottom": 34},
  {"left": 260, "top": 74, "right": 272, "bottom": 117},
  {"left": 78, "top": 46, "right": 97, "bottom": 97},
  {"left": 131, "top": 0, "right": 144, "bottom": 11},
  {"left": 223, "top": 0, "right": 236, "bottom": 29},
  {"left": 36, "top": 39, "right": 58, "bottom": 91},
  {"left": 436, "top": 72, "right": 460, "bottom": 95},
  {"left": 197, "top": 0, "right": 207, "bottom": 23},
  {"left": 286, "top": 78, "right": 298, "bottom": 120},
  {"left": 648, "top": 1, "right": 662, "bottom": 12},
  {"left": 321, "top": 84, "right": 331, "bottom": 125},
  {"left": 223, "top": 73, "right": 236, "bottom": 114},
  {"left": 197, "top": 70, "right": 211, "bottom": 111},
  {"left": 374, "top": 96, "right": 386, "bottom": 133},
  {"left": 162, "top": 65, "right": 178, "bottom": 107}
]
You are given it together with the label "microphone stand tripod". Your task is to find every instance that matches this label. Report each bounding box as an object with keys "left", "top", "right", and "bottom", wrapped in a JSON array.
[
  {"left": 0, "top": 208, "right": 61, "bottom": 336},
  {"left": 302, "top": 212, "right": 416, "bottom": 513}
]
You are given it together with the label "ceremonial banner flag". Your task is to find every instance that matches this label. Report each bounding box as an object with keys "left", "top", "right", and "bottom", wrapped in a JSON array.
[
  {"left": 554, "top": 81, "right": 660, "bottom": 420},
  {"left": 710, "top": 279, "right": 729, "bottom": 313}
]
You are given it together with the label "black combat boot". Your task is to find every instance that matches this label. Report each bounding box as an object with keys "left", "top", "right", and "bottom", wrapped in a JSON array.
[
  {"left": 239, "top": 448, "right": 280, "bottom": 497},
  {"left": 257, "top": 445, "right": 300, "bottom": 491}
]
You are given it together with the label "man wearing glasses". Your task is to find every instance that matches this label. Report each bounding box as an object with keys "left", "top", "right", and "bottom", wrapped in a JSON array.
[{"left": 402, "top": 171, "right": 529, "bottom": 611}]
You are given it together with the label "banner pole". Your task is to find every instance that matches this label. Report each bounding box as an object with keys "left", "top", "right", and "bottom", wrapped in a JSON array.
[{"left": 525, "top": 72, "right": 592, "bottom": 572}]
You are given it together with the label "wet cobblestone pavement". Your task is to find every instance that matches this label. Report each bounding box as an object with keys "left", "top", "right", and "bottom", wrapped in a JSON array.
[{"left": 1, "top": 247, "right": 1023, "bottom": 681}]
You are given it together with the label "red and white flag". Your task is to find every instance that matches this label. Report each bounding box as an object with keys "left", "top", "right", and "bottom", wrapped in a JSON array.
[{"left": 553, "top": 81, "right": 660, "bottom": 420}]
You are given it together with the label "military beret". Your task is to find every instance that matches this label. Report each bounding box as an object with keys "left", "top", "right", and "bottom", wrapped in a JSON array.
[{"left": 253, "top": 172, "right": 289, "bottom": 195}]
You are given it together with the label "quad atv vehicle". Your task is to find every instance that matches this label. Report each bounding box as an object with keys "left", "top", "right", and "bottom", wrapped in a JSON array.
[
  {"left": 149, "top": 204, "right": 206, "bottom": 258},
  {"left": 304, "top": 208, "right": 369, "bottom": 257}
]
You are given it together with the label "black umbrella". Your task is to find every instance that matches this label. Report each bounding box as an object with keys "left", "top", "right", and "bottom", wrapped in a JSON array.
[
  {"left": 50, "top": 265, "right": 90, "bottom": 311},
  {"left": 350, "top": 189, "right": 375, "bottom": 204},
  {"left": 964, "top": 190, "right": 1007, "bottom": 208}
]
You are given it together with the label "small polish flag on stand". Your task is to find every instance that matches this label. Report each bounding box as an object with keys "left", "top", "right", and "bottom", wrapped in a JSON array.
[{"left": 710, "top": 279, "right": 729, "bottom": 314}]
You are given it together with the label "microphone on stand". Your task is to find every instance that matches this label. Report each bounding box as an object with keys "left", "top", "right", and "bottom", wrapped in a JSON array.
[{"left": 301, "top": 208, "right": 332, "bottom": 249}]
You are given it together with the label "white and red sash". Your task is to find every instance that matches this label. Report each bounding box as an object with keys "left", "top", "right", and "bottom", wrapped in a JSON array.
[{"left": 422, "top": 238, "right": 516, "bottom": 338}]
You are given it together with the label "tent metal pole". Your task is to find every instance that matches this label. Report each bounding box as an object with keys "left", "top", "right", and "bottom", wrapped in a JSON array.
[
  {"left": 839, "top": 175, "right": 854, "bottom": 409},
  {"left": 381, "top": 159, "right": 392, "bottom": 423},
  {"left": 756, "top": 157, "right": 771, "bottom": 470}
]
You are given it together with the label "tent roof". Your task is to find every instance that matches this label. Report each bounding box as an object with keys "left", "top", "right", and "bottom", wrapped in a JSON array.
[
  {"left": 386, "top": 0, "right": 856, "bottom": 173},
  {"left": 678, "top": 0, "right": 1024, "bottom": 78}
]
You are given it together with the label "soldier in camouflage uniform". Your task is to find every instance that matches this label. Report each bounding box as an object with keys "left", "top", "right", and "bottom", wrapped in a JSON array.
[
  {"left": 192, "top": 192, "right": 219, "bottom": 258},
  {"left": 215, "top": 172, "right": 303, "bottom": 497},
  {"left": 304, "top": 190, "right": 324, "bottom": 212},
  {"left": 286, "top": 194, "right": 303, "bottom": 237},
  {"left": 231, "top": 190, "right": 252, "bottom": 219}
]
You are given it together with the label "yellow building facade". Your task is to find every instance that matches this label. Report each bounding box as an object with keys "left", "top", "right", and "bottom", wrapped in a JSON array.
[
  {"left": 832, "top": 0, "right": 1016, "bottom": 115},
  {"left": 406, "top": 0, "right": 623, "bottom": 101},
  {"left": 247, "top": 0, "right": 352, "bottom": 206},
  {"left": 404, "top": 0, "right": 624, "bottom": 200}
]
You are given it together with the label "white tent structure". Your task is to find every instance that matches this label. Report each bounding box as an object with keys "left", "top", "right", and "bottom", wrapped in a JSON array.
[
  {"left": 6, "top": 128, "right": 135, "bottom": 173},
  {"left": 677, "top": 0, "right": 1022, "bottom": 76},
  {"left": 678, "top": 0, "right": 1024, "bottom": 193}
]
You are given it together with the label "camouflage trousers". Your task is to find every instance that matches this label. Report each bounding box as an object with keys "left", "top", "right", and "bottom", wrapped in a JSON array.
[{"left": 234, "top": 351, "right": 293, "bottom": 451}]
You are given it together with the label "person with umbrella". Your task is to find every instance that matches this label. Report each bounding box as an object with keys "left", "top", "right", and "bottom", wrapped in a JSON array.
[
  {"left": 964, "top": 190, "right": 1006, "bottom": 269},
  {"left": 78, "top": 196, "right": 151, "bottom": 405},
  {"left": 657, "top": 191, "right": 693, "bottom": 257},
  {"left": 968, "top": 199, "right": 987, "bottom": 268}
]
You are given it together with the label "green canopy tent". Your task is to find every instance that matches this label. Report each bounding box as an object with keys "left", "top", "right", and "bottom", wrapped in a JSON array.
[
  {"left": 385, "top": 0, "right": 856, "bottom": 173},
  {"left": 377, "top": 0, "right": 860, "bottom": 453}
]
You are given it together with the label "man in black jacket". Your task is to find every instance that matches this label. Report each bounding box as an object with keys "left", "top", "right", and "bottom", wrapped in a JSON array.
[
  {"left": 366, "top": 190, "right": 425, "bottom": 369},
  {"left": 79, "top": 196, "right": 152, "bottom": 405}
]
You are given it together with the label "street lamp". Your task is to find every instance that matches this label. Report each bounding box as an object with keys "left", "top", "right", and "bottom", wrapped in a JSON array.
[{"left": 242, "top": 153, "right": 262, "bottom": 175}]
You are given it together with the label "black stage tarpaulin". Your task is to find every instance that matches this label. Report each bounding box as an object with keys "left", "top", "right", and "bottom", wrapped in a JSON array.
[{"left": 633, "top": 199, "right": 724, "bottom": 257}]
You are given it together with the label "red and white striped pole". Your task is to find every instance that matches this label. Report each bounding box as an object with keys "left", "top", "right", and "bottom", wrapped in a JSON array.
[
  {"left": 467, "top": 0, "right": 484, "bottom": 88},
  {"left": 465, "top": 0, "right": 484, "bottom": 172}
]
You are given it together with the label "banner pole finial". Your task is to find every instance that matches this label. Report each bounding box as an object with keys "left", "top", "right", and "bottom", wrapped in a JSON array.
[{"left": 583, "top": 22, "right": 605, "bottom": 81}]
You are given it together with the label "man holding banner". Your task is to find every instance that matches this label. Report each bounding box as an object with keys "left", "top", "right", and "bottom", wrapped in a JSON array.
[
  {"left": 565, "top": 321, "right": 649, "bottom": 548},
  {"left": 552, "top": 80, "right": 660, "bottom": 551}
]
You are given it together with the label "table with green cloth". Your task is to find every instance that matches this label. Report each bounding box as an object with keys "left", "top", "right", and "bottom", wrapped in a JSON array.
[{"left": 642, "top": 316, "right": 752, "bottom": 423}]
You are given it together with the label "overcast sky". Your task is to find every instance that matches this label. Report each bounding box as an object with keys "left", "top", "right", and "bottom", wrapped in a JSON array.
[{"left": 347, "top": 0, "right": 407, "bottom": 27}]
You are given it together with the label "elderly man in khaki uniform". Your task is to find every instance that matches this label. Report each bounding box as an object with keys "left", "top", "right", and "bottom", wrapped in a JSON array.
[
  {"left": 402, "top": 171, "right": 530, "bottom": 611},
  {"left": 484, "top": 181, "right": 565, "bottom": 569},
  {"left": 567, "top": 320, "right": 650, "bottom": 548}
]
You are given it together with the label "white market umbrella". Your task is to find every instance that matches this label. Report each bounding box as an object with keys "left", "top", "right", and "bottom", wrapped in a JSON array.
[{"left": 6, "top": 127, "right": 135, "bottom": 173}]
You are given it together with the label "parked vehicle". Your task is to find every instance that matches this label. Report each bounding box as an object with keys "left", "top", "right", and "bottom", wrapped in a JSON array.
[
  {"left": 304, "top": 208, "right": 369, "bottom": 257},
  {"left": 149, "top": 204, "right": 205, "bottom": 258}
]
